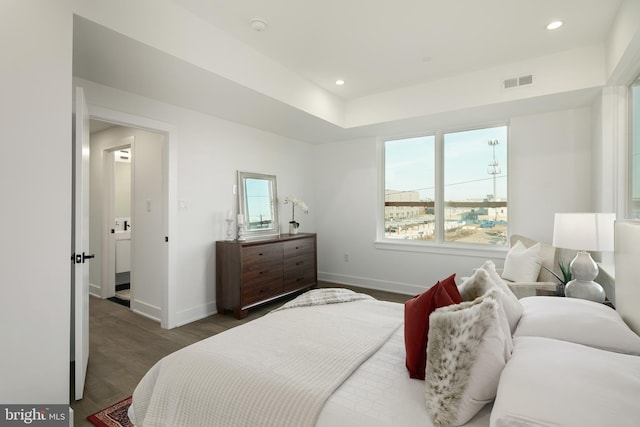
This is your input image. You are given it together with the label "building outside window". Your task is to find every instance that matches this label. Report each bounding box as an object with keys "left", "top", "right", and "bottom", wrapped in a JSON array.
[{"left": 384, "top": 125, "right": 508, "bottom": 246}]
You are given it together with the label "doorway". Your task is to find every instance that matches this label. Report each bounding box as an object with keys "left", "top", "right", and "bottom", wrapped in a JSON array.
[
  {"left": 108, "top": 144, "right": 133, "bottom": 308},
  {"left": 89, "top": 120, "right": 168, "bottom": 323}
]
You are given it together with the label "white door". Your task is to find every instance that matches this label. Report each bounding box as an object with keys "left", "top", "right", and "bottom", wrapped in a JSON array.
[{"left": 73, "top": 87, "right": 91, "bottom": 400}]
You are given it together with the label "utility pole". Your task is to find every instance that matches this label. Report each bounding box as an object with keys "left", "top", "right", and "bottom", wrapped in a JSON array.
[{"left": 488, "top": 139, "right": 501, "bottom": 220}]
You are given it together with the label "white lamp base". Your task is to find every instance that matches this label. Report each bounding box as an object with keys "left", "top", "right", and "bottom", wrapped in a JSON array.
[
  {"left": 566, "top": 251, "right": 605, "bottom": 303},
  {"left": 564, "top": 279, "right": 605, "bottom": 303}
]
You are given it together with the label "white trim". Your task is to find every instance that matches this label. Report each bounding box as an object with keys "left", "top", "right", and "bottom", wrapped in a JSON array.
[
  {"left": 174, "top": 302, "right": 218, "bottom": 328},
  {"left": 131, "top": 299, "right": 162, "bottom": 323},
  {"left": 373, "top": 239, "right": 507, "bottom": 259},
  {"left": 318, "top": 272, "right": 421, "bottom": 296},
  {"left": 88, "top": 283, "right": 101, "bottom": 298},
  {"left": 376, "top": 139, "right": 385, "bottom": 242}
]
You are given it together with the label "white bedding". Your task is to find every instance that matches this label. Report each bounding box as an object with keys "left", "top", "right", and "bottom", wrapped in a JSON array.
[
  {"left": 131, "top": 286, "right": 640, "bottom": 427},
  {"left": 316, "top": 325, "right": 492, "bottom": 427},
  {"left": 130, "top": 297, "right": 405, "bottom": 427}
]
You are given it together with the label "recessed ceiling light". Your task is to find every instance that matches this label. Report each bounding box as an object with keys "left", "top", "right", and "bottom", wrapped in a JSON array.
[
  {"left": 335, "top": 80, "right": 345, "bottom": 86},
  {"left": 546, "top": 21, "right": 563, "bottom": 30}
]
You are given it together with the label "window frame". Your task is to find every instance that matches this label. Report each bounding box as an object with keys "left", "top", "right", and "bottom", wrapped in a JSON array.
[{"left": 377, "top": 123, "right": 509, "bottom": 255}]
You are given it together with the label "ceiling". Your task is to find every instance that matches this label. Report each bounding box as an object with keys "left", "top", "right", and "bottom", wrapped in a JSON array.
[
  {"left": 173, "top": 0, "right": 622, "bottom": 100},
  {"left": 73, "top": 1, "right": 623, "bottom": 143}
]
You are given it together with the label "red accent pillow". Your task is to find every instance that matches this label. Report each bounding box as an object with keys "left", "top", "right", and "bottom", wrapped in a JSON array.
[{"left": 404, "top": 274, "right": 461, "bottom": 379}]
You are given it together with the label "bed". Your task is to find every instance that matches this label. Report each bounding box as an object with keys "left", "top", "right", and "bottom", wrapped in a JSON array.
[{"left": 129, "top": 221, "right": 640, "bottom": 427}]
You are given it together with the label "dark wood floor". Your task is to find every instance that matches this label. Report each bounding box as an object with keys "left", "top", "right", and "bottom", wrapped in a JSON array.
[{"left": 70, "top": 282, "right": 409, "bottom": 426}]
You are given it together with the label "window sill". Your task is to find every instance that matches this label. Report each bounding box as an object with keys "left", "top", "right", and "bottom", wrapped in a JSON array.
[{"left": 374, "top": 239, "right": 508, "bottom": 259}]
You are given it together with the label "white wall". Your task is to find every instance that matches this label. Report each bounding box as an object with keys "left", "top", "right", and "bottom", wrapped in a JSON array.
[
  {"left": 509, "top": 108, "right": 593, "bottom": 240},
  {"left": 0, "top": 0, "right": 72, "bottom": 403},
  {"left": 76, "top": 77, "right": 316, "bottom": 326},
  {"left": 114, "top": 161, "right": 131, "bottom": 217},
  {"left": 313, "top": 107, "right": 593, "bottom": 295},
  {"left": 132, "top": 129, "right": 166, "bottom": 319}
]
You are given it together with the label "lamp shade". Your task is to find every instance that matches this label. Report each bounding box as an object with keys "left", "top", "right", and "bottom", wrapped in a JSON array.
[{"left": 552, "top": 213, "right": 616, "bottom": 252}]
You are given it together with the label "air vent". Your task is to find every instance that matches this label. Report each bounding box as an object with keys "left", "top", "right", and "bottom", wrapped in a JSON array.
[
  {"left": 519, "top": 74, "right": 533, "bottom": 85},
  {"left": 503, "top": 74, "right": 534, "bottom": 89},
  {"left": 503, "top": 78, "right": 518, "bottom": 89}
]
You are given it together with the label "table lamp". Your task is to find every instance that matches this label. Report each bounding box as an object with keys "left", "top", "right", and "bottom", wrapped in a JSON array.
[{"left": 552, "top": 213, "right": 616, "bottom": 303}]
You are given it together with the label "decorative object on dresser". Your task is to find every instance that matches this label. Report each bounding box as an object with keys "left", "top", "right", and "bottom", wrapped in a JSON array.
[
  {"left": 224, "top": 210, "right": 235, "bottom": 241},
  {"left": 216, "top": 233, "right": 317, "bottom": 319},
  {"left": 284, "top": 195, "right": 309, "bottom": 235},
  {"left": 552, "top": 213, "right": 616, "bottom": 303},
  {"left": 237, "top": 171, "right": 280, "bottom": 239}
]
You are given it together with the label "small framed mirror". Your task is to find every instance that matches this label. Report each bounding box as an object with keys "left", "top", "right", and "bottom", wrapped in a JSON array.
[{"left": 237, "top": 171, "right": 279, "bottom": 238}]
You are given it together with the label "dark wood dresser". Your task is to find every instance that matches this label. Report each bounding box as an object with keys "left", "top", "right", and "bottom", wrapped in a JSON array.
[{"left": 216, "top": 233, "right": 317, "bottom": 319}]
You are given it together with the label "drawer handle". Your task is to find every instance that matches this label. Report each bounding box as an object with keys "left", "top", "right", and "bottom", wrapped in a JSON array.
[
  {"left": 258, "top": 252, "right": 264, "bottom": 256},
  {"left": 296, "top": 261, "right": 304, "bottom": 266}
]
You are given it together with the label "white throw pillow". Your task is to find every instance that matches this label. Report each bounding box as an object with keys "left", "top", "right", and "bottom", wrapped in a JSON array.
[
  {"left": 479, "top": 260, "right": 523, "bottom": 332},
  {"left": 501, "top": 240, "right": 541, "bottom": 282},
  {"left": 514, "top": 296, "right": 640, "bottom": 355},
  {"left": 492, "top": 336, "right": 640, "bottom": 427},
  {"left": 459, "top": 266, "right": 523, "bottom": 334},
  {"left": 425, "top": 289, "right": 512, "bottom": 426}
]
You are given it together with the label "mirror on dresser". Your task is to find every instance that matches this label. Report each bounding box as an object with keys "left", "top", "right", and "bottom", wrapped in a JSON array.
[{"left": 237, "top": 171, "right": 279, "bottom": 239}]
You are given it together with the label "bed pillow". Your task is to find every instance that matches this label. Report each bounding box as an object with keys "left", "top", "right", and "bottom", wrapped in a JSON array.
[
  {"left": 492, "top": 336, "right": 640, "bottom": 427},
  {"left": 514, "top": 296, "right": 640, "bottom": 355},
  {"left": 459, "top": 267, "right": 523, "bottom": 334},
  {"left": 501, "top": 240, "right": 541, "bottom": 282},
  {"left": 425, "top": 289, "right": 512, "bottom": 426},
  {"left": 404, "top": 274, "right": 461, "bottom": 380}
]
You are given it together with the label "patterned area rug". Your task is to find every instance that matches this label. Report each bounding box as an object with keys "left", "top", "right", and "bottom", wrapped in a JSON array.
[{"left": 87, "top": 396, "right": 133, "bottom": 427}]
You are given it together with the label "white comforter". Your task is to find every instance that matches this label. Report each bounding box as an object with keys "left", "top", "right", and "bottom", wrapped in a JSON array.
[{"left": 130, "top": 296, "right": 403, "bottom": 427}]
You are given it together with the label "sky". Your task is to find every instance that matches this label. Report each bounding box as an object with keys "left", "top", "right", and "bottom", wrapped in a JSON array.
[
  {"left": 385, "top": 126, "right": 508, "bottom": 201},
  {"left": 244, "top": 178, "right": 274, "bottom": 224}
]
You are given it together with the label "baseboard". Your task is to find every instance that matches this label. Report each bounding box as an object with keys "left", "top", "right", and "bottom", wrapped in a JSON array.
[
  {"left": 89, "top": 282, "right": 101, "bottom": 298},
  {"left": 174, "top": 301, "right": 217, "bottom": 328},
  {"left": 318, "top": 272, "right": 422, "bottom": 296},
  {"left": 131, "top": 299, "right": 161, "bottom": 322}
]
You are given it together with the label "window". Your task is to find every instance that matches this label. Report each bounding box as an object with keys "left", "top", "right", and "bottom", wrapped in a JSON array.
[
  {"left": 384, "top": 136, "right": 435, "bottom": 240},
  {"left": 384, "top": 125, "right": 508, "bottom": 246}
]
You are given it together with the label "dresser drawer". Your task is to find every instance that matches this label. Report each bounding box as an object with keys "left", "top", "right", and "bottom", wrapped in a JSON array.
[
  {"left": 241, "top": 264, "right": 283, "bottom": 286},
  {"left": 283, "top": 267, "right": 316, "bottom": 292},
  {"left": 284, "top": 252, "right": 314, "bottom": 272},
  {"left": 242, "top": 276, "right": 284, "bottom": 306},
  {"left": 241, "top": 243, "right": 283, "bottom": 268},
  {"left": 283, "top": 238, "right": 314, "bottom": 258}
]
